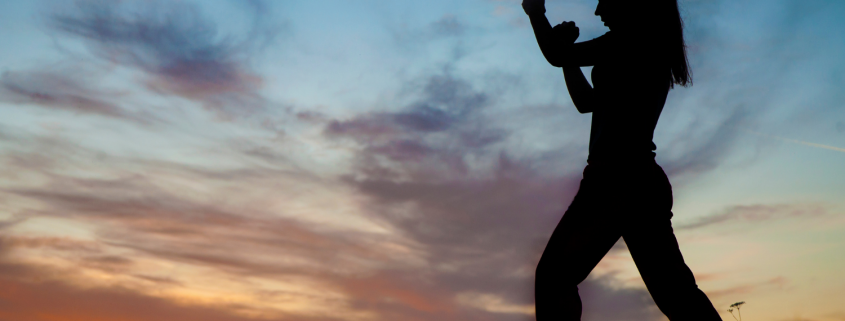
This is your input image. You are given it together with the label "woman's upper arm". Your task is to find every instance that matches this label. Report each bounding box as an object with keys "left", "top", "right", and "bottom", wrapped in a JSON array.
[{"left": 564, "top": 34, "right": 610, "bottom": 67}]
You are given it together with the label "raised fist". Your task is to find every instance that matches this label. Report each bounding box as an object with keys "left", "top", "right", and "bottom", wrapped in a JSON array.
[
  {"left": 522, "top": 0, "right": 546, "bottom": 15},
  {"left": 552, "top": 21, "right": 580, "bottom": 44}
]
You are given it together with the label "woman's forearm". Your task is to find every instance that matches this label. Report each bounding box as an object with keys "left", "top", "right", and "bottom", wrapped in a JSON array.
[
  {"left": 528, "top": 13, "right": 563, "bottom": 67},
  {"left": 526, "top": 8, "right": 592, "bottom": 111},
  {"left": 562, "top": 65, "right": 595, "bottom": 113}
]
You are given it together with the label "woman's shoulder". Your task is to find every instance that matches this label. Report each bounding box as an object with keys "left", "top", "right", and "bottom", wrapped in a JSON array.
[{"left": 585, "top": 31, "right": 614, "bottom": 45}]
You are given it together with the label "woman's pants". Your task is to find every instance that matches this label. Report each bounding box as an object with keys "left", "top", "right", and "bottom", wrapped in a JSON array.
[{"left": 535, "top": 162, "right": 722, "bottom": 320}]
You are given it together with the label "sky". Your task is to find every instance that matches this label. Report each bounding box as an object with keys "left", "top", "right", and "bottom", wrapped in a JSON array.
[{"left": 0, "top": 0, "right": 843, "bottom": 320}]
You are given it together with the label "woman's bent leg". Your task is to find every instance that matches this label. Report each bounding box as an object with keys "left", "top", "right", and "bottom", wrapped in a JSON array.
[
  {"left": 624, "top": 217, "right": 722, "bottom": 321},
  {"left": 535, "top": 184, "right": 622, "bottom": 321}
]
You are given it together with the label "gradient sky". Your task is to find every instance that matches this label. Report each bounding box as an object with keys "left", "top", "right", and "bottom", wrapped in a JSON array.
[{"left": 1, "top": 0, "right": 844, "bottom": 320}]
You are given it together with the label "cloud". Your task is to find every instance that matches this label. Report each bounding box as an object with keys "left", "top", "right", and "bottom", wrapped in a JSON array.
[
  {"left": 657, "top": 108, "right": 751, "bottom": 180},
  {"left": 676, "top": 204, "right": 826, "bottom": 230},
  {"left": 48, "top": 0, "right": 280, "bottom": 119},
  {"left": 431, "top": 15, "right": 466, "bottom": 37},
  {"left": 343, "top": 159, "right": 665, "bottom": 321},
  {"left": 0, "top": 264, "right": 337, "bottom": 321},
  {"left": 389, "top": 14, "right": 474, "bottom": 60},
  {"left": 5, "top": 0, "right": 842, "bottom": 319},
  {"left": 707, "top": 276, "right": 789, "bottom": 298},
  {"left": 0, "top": 131, "right": 456, "bottom": 319},
  {"left": 0, "top": 65, "right": 673, "bottom": 320},
  {"left": 745, "top": 130, "right": 845, "bottom": 153},
  {"left": 579, "top": 274, "right": 663, "bottom": 321},
  {"left": 0, "top": 216, "right": 26, "bottom": 231},
  {"left": 327, "top": 74, "right": 488, "bottom": 137},
  {"left": 325, "top": 73, "right": 505, "bottom": 180},
  {"left": 323, "top": 70, "right": 671, "bottom": 320},
  {"left": 4, "top": 172, "right": 387, "bottom": 277},
  {"left": 0, "top": 69, "right": 157, "bottom": 124}
]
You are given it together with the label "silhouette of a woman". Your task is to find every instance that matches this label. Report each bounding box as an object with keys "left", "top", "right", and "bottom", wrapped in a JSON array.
[{"left": 523, "top": 0, "right": 722, "bottom": 320}]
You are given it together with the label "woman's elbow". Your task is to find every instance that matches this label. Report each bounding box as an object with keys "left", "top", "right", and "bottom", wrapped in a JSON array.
[
  {"left": 573, "top": 102, "right": 593, "bottom": 114},
  {"left": 540, "top": 51, "right": 565, "bottom": 67},
  {"left": 543, "top": 56, "right": 562, "bottom": 68},
  {"left": 546, "top": 50, "right": 571, "bottom": 68}
]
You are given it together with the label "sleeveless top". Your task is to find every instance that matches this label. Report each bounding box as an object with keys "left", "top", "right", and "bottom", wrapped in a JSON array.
[{"left": 584, "top": 32, "right": 672, "bottom": 164}]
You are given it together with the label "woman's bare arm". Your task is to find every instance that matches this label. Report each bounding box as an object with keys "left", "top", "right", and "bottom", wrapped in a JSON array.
[
  {"left": 523, "top": 0, "right": 600, "bottom": 111},
  {"left": 562, "top": 66, "right": 595, "bottom": 113},
  {"left": 527, "top": 12, "right": 563, "bottom": 67},
  {"left": 525, "top": 11, "right": 597, "bottom": 112},
  {"left": 527, "top": 13, "right": 599, "bottom": 67}
]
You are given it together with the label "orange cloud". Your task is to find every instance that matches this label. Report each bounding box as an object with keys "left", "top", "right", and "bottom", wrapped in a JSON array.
[{"left": 0, "top": 265, "right": 335, "bottom": 321}]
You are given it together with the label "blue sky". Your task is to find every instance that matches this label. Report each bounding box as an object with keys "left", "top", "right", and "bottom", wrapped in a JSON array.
[{"left": 0, "top": 1, "right": 844, "bottom": 321}]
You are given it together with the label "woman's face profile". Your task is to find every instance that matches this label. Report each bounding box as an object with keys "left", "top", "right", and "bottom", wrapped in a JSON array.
[{"left": 594, "top": 0, "right": 632, "bottom": 31}]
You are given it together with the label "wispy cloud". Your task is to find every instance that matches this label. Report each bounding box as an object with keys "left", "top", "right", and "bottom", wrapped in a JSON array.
[
  {"left": 325, "top": 73, "right": 506, "bottom": 180},
  {"left": 0, "top": 69, "right": 157, "bottom": 124},
  {"left": 707, "top": 276, "right": 789, "bottom": 298},
  {"left": 1, "top": 0, "right": 843, "bottom": 320},
  {"left": 0, "top": 67, "right": 666, "bottom": 320},
  {"left": 676, "top": 204, "right": 826, "bottom": 230},
  {"left": 322, "top": 70, "right": 667, "bottom": 320},
  {"left": 746, "top": 130, "right": 845, "bottom": 153},
  {"left": 0, "top": 261, "right": 335, "bottom": 321},
  {"left": 47, "top": 0, "right": 280, "bottom": 119}
]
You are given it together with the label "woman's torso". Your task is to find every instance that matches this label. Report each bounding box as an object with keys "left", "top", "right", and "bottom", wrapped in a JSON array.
[{"left": 587, "top": 32, "right": 672, "bottom": 165}]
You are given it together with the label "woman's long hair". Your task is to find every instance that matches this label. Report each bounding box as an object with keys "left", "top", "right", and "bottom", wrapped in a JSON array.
[
  {"left": 666, "top": 0, "right": 692, "bottom": 87},
  {"left": 639, "top": 0, "right": 692, "bottom": 88}
]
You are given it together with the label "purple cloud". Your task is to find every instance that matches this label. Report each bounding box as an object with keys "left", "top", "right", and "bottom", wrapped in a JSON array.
[{"left": 48, "top": 0, "right": 279, "bottom": 119}]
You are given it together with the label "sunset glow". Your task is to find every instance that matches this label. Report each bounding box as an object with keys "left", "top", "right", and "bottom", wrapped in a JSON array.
[{"left": 1, "top": 1, "right": 844, "bottom": 321}]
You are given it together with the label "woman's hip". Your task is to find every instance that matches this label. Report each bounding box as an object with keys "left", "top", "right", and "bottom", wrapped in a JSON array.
[{"left": 572, "top": 162, "right": 674, "bottom": 214}]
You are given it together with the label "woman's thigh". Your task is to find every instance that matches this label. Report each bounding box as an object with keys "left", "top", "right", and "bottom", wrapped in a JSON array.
[
  {"left": 537, "top": 180, "right": 623, "bottom": 284},
  {"left": 620, "top": 165, "right": 702, "bottom": 304}
]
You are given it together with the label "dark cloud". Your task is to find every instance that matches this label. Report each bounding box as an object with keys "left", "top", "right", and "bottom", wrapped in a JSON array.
[
  {"left": 325, "top": 73, "right": 505, "bottom": 180},
  {"left": 296, "top": 110, "right": 330, "bottom": 124},
  {"left": 327, "top": 74, "right": 488, "bottom": 138},
  {"left": 48, "top": 0, "right": 280, "bottom": 119},
  {"left": 432, "top": 15, "right": 465, "bottom": 36},
  {"left": 78, "top": 255, "right": 135, "bottom": 273},
  {"left": 0, "top": 69, "right": 157, "bottom": 124}
]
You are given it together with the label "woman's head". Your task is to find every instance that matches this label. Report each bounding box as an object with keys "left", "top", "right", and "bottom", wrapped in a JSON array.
[{"left": 595, "top": 0, "right": 692, "bottom": 87}]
